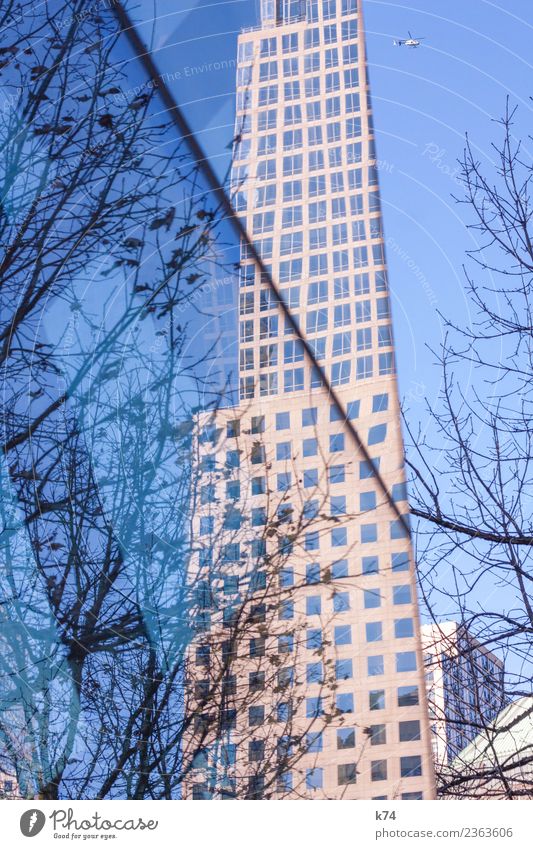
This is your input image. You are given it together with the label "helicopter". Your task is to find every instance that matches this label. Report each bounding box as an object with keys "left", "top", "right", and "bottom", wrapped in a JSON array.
[{"left": 393, "top": 31, "right": 425, "bottom": 48}]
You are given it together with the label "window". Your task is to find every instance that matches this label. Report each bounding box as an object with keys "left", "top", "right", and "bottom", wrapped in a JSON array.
[
  {"left": 310, "top": 226, "right": 327, "bottom": 249},
  {"left": 399, "top": 720, "right": 421, "bottom": 742},
  {"left": 393, "top": 585, "right": 412, "bottom": 605},
  {"left": 306, "top": 731, "right": 323, "bottom": 753},
  {"left": 331, "top": 495, "right": 346, "bottom": 517},
  {"left": 283, "top": 57, "right": 299, "bottom": 77},
  {"left": 396, "top": 651, "right": 417, "bottom": 673},
  {"left": 284, "top": 340, "right": 304, "bottom": 364},
  {"left": 395, "top": 618, "right": 414, "bottom": 639},
  {"left": 344, "top": 67, "right": 359, "bottom": 88},
  {"left": 364, "top": 589, "right": 381, "bottom": 609},
  {"left": 259, "top": 315, "right": 278, "bottom": 339},
  {"left": 332, "top": 360, "right": 351, "bottom": 386},
  {"left": 275, "top": 412, "right": 290, "bottom": 431},
  {"left": 336, "top": 693, "right": 354, "bottom": 713},
  {"left": 362, "top": 556, "right": 379, "bottom": 575},
  {"left": 249, "top": 739, "right": 265, "bottom": 762},
  {"left": 356, "top": 355, "right": 373, "bottom": 380},
  {"left": 367, "top": 655, "right": 384, "bottom": 676},
  {"left": 361, "top": 523, "right": 377, "bottom": 543},
  {"left": 305, "top": 563, "right": 320, "bottom": 584},
  {"left": 282, "top": 31, "right": 299, "bottom": 51},
  {"left": 370, "top": 724, "right": 387, "bottom": 746},
  {"left": 277, "top": 701, "right": 292, "bottom": 722},
  {"left": 379, "top": 351, "right": 395, "bottom": 375},
  {"left": 331, "top": 558, "right": 348, "bottom": 579},
  {"left": 329, "top": 433, "right": 345, "bottom": 453},
  {"left": 282, "top": 205, "right": 303, "bottom": 229},
  {"left": 249, "top": 705, "right": 265, "bottom": 726},
  {"left": 309, "top": 201, "right": 327, "bottom": 224},
  {"left": 252, "top": 476, "right": 266, "bottom": 496},
  {"left": 306, "top": 308, "right": 328, "bottom": 334},
  {"left": 366, "top": 622, "right": 382, "bottom": 642},
  {"left": 392, "top": 552, "right": 409, "bottom": 572},
  {"left": 400, "top": 756, "right": 422, "bottom": 778},
  {"left": 303, "top": 438, "right": 318, "bottom": 457},
  {"left": 306, "top": 595, "right": 322, "bottom": 616},
  {"left": 342, "top": 0, "right": 357, "bottom": 13},
  {"left": 369, "top": 690, "right": 385, "bottom": 711},
  {"left": 279, "top": 634, "right": 294, "bottom": 654},
  {"left": 398, "top": 686, "right": 419, "bottom": 707},
  {"left": 280, "top": 567, "right": 294, "bottom": 588},
  {"left": 306, "top": 662, "right": 323, "bottom": 684},
  {"left": 392, "top": 482, "right": 408, "bottom": 502},
  {"left": 354, "top": 331, "right": 371, "bottom": 359},
  {"left": 305, "top": 76, "right": 320, "bottom": 98},
  {"left": 333, "top": 591, "right": 350, "bottom": 613},
  {"left": 325, "top": 70, "right": 340, "bottom": 92},
  {"left": 368, "top": 424, "right": 387, "bottom": 445},
  {"left": 251, "top": 507, "right": 266, "bottom": 527},
  {"left": 360, "top": 491, "right": 377, "bottom": 511},
  {"left": 306, "top": 768, "right": 323, "bottom": 790},
  {"left": 336, "top": 658, "right": 353, "bottom": 680},
  {"left": 307, "top": 628, "right": 322, "bottom": 650},
  {"left": 283, "top": 180, "right": 303, "bottom": 203},
  {"left": 334, "top": 303, "right": 350, "bottom": 326},
  {"left": 199, "top": 516, "right": 214, "bottom": 536},
  {"left": 329, "top": 464, "right": 345, "bottom": 484},
  {"left": 277, "top": 441, "right": 291, "bottom": 461},
  {"left": 334, "top": 277, "right": 349, "bottom": 301},
  {"left": 306, "top": 696, "right": 323, "bottom": 717},
  {"left": 338, "top": 763, "right": 357, "bottom": 785},
  {"left": 279, "top": 600, "right": 294, "bottom": 620},
  {"left": 331, "top": 527, "right": 347, "bottom": 547},
  {"left": 371, "top": 760, "right": 387, "bottom": 781},
  {"left": 304, "top": 469, "right": 318, "bottom": 488},
  {"left": 334, "top": 625, "right": 352, "bottom": 646}
]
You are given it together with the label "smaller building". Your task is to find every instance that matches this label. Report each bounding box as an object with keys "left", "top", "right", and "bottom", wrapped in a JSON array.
[
  {"left": 446, "top": 697, "right": 533, "bottom": 799},
  {"left": 421, "top": 621, "right": 506, "bottom": 768}
]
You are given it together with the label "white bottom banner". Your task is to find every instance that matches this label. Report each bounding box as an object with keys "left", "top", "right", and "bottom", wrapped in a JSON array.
[{"left": 2, "top": 800, "right": 531, "bottom": 848}]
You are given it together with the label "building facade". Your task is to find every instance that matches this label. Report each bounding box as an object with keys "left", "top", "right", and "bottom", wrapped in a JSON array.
[
  {"left": 185, "top": 0, "right": 436, "bottom": 800},
  {"left": 421, "top": 621, "right": 506, "bottom": 769},
  {"left": 446, "top": 696, "right": 533, "bottom": 799}
]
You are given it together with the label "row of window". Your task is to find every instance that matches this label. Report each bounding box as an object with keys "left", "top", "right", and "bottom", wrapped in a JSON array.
[
  {"left": 200, "top": 515, "right": 408, "bottom": 549},
  {"left": 205, "top": 484, "right": 405, "bottom": 516},
  {"left": 236, "top": 112, "right": 365, "bottom": 150},
  {"left": 258, "top": 0, "right": 358, "bottom": 31},
  {"left": 253, "top": 61, "right": 360, "bottom": 92},
  {"left": 241, "top": 246, "right": 385, "bottom": 280},
  {"left": 241, "top": 294, "right": 389, "bottom": 322},
  {"left": 241, "top": 273, "right": 386, "bottom": 305},
  {"left": 199, "top": 394, "right": 386, "bottom": 445},
  {"left": 239, "top": 353, "right": 394, "bottom": 398},
  {"left": 214, "top": 686, "right": 421, "bottom": 733},
  {"left": 240, "top": 335, "right": 391, "bottom": 377},
  {"left": 240, "top": 331, "right": 391, "bottom": 376},
  {"left": 237, "top": 154, "right": 376, "bottom": 188},
  {"left": 197, "top": 548, "right": 409, "bottom": 578},
  {"left": 201, "top": 454, "right": 385, "bottom": 485}
]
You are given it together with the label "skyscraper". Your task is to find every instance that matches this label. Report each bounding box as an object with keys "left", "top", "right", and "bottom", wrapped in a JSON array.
[
  {"left": 185, "top": 0, "right": 436, "bottom": 800},
  {"left": 421, "top": 622, "right": 506, "bottom": 768}
]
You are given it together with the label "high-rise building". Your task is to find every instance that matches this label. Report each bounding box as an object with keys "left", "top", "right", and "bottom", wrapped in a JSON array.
[
  {"left": 421, "top": 621, "right": 506, "bottom": 768},
  {"left": 185, "top": 0, "right": 436, "bottom": 799}
]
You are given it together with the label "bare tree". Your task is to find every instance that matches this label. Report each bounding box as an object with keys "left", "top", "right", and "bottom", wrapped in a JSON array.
[
  {"left": 0, "top": 0, "right": 364, "bottom": 800},
  {"left": 404, "top": 101, "right": 533, "bottom": 798}
]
